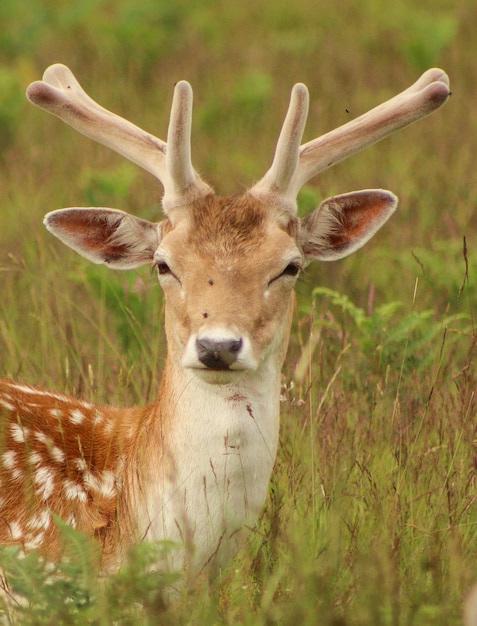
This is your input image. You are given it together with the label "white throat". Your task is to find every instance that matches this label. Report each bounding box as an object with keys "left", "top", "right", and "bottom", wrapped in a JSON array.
[{"left": 137, "top": 354, "right": 282, "bottom": 577}]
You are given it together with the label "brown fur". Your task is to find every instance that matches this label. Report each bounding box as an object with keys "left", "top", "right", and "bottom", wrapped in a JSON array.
[{"left": 0, "top": 379, "right": 147, "bottom": 567}]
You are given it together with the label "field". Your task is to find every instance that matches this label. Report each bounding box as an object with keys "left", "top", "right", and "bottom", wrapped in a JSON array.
[{"left": 0, "top": 0, "right": 476, "bottom": 623}]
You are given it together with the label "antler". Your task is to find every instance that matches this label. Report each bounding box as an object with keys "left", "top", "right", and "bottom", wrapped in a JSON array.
[
  {"left": 255, "top": 83, "right": 309, "bottom": 196},
  {"left": 252, "top": 68, "right": 451, "bottom": 203},
  {"left": 27, "top": 65, "right": 450, "bottom": 213},
  {"left": 26, "top": 64, "right": 211, "bottom": 210}
]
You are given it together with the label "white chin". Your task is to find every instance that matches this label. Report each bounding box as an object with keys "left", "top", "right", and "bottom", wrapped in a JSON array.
[{"left": 190, "top": 368, "right": 246, "bottom": 385}]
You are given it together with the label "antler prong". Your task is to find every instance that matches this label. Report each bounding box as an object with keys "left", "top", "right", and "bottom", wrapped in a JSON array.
[
  {"left": 251, "top": 68, "right": 450, "bottom": 205},
  {"left": 291, "top": 69, "right": 450, "bottom": 194},
  {"left": 26, "top": 64, "right": 211, "bottom": 211},
  {"left": 164, "top": 81, "right": 211, "bottom": 206},
  {"left": 252, "top": 83, "right": 309, "bottom": 198},
  {"left": 27, "top": 64, "right": 168, "bottom": 183}
]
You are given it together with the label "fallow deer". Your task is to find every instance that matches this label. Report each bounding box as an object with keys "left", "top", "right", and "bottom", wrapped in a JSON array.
[{"left": 0, "top": 65, "right": 450, "bottom": 585}]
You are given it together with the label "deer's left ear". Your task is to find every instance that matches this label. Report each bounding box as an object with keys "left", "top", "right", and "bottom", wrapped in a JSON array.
[
  {"left": 44, "top": 208, "right": 160, "bottom": 269},
  {"left": 299, "top": 190, "right": 398, "bottom": 263}
]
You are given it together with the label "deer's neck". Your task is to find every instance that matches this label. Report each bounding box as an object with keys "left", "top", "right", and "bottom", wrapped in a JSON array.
[{"left": 129, "top": 306, "right": 292, "bottom": 577}]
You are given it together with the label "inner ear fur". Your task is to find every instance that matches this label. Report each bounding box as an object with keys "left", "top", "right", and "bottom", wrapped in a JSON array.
[
  {"left": 44, "top": 208, "right": 160, "bottom": 269},
  {"left": 299, "top": 189, "right": 398, "bottom": 262}
]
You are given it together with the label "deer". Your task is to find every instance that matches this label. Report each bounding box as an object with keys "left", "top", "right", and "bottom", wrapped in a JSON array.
[{"left": 0, "top": 65, "right": 450, "bottom": 588}]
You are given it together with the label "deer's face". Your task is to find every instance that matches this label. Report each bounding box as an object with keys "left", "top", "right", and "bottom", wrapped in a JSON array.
[
  {"left": 44, "top": 188, "right": 399, "bottom": 384},
  {"left": 155, "top": 194, "right": 302, "bottom": 379},
  {"left": 37, "top": 65, "right": 448, "bottom": 387}
]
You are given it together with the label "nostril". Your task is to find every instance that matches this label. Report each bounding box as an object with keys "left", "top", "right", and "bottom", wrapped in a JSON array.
[
  {"left": 229, "top": 339, "right": 242, "bottom": 353},
  {"left": 196, "top": 337, "right": 243, "bottom": 370},
  {"left": 197, "top": 338, "right": 242, "bottom": 354}
]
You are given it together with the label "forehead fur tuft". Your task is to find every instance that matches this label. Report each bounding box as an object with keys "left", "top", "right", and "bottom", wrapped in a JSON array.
[{"left": 189, "top": 194, "right": 268, "bottom": 254}]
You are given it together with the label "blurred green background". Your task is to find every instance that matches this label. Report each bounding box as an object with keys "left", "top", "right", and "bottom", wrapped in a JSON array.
[{"left": 0, "top": 1, "right": 476, "bottom": 624}]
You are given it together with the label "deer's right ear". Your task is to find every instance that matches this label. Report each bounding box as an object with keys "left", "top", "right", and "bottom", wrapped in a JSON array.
[{"left": 44, "top": 208, "right": 160, "bottom": 269}]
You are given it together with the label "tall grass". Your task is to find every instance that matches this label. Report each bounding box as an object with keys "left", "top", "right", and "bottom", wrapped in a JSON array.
[{"left": 0, "top": 0, "right": 476, "bottom": 623}]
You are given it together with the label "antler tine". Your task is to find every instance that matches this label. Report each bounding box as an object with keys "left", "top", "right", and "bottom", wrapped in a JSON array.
[
  {"left": 286, "top": 68, "right": 450, "bottom": 197},
  {"left": 26, "top": 64, "right": 212, "bottom": 205},
  {"left": 164, "top": 81, "right": 211, "bottom": 208},
  {"left": 27, "top": 64, "right": 169, "bottom": 184},
  {"left": 251, "top": 83, "right": 309, "bottom": 200}
]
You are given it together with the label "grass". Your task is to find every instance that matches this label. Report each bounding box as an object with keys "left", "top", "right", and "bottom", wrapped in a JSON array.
[{"left": 0, "top": 0, "right": 476, "bottom": 623}]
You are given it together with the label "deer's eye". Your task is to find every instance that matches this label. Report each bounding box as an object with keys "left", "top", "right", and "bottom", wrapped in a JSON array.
[
  {"left": 269, "top": 261, "right": 302, "bottom": 286},
  {"left": 281, "top": 262, "right": 301, "bottom": 278},
  {"left": 155, "top": 261, "right": 171, "bottom": 275},
  {"left": 153, "top": 258, "right": 182, "bottom": 285}
]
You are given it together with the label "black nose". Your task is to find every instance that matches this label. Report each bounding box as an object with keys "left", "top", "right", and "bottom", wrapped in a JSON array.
[{"left": 196, "top": 338, "right": 243, "bottom": 370}]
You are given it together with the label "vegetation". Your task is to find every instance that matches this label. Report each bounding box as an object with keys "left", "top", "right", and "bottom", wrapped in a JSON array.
[{"left": 0, "top": 0, "right": 476, "bottom": 623}]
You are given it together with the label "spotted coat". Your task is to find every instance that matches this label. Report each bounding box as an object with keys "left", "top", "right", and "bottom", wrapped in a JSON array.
[{"left": 0, "top": 379, "right": 143, "bottom": 566}]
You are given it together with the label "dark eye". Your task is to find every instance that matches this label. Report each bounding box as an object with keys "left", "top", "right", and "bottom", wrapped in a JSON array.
[
  {"left": 269, "top": 262, "right": 302, "bottom": 286},
  {"left": 156, "top": 261, "right": 171, "bottom": 275},
  {"left": 281, "top": 263, "right": 301, "bottom": 278}
]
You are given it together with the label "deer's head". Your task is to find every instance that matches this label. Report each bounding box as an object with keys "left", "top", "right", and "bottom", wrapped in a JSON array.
[{"left": 27, "top": 65, "right": 449, "bottom": 382}]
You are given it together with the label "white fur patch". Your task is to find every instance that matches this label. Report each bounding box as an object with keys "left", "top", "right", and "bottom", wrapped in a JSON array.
[
  {"left": 11, "top": 468, "right": 24, "bottom": 482},
  {"left": 29, "top": 451, "right": 43, "bottom": 467},
  {"left": 74, "top": 458, "right": 87, "bottom": 472},
  {"left": 50, "top": 446, "right": 65, "bottom": 464},
  {"left": 10, "top": 423, "right": 28, "bottom": 443},
  {"left": 34, "top": 467, "right": 55, "bottom": 501},
  {"left": 34, "top": 431, "right": 53, "bottom": 448},
  {"left": 24, "top": 532, "right": 45, "bottom": 550},
  {"left": 93, "top": 411, "right": 104, "bottom": 426},
  {"left": 64, "top": 480, "right": 87, "bottom": 502},
  {"left": 5, "top": 382, "right": 68, "bottom": 403},
  {"left": 0, "top": 398, "right": 15, "bottom": 411},
  {"left": 27, "top": 510, "right": 51, "bottom": 531},
  {"left": 70, "top": 409, "right": 86, "bottom": 425},
  {"left": 84, "top": 470, "right": 117, "bottom": 499},
  {"left": 2, "top": 451, "right": 16, "bottom": 470},
  {"left": 9, "top": 521, "right": 23, "bottom": 540}
]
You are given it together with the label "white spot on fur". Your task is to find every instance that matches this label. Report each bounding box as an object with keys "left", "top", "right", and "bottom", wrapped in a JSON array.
[
  {"left": 93, "top": 411, "right": 105, "bottom": 427},
  {"left": 10, "top": 423, "right": 28, "bottom": 443},
  {"left": 0, "top": 398, "right": 15, "bottom": 411},
  {"left": 34, "top": 467, "right": 55, "bottom": 501},
  {"left": 32, "top": 432, "right": 66, "bottom": 465},
  {"left": 84, "top": 470, "right": 117, "bottom": 499},
  {"left": 50, "top": 446, "right": 65, "bottom": 464},
  {"left": 5, "top": 383, "right": 68, "bottom": 403},
  {"left": 27, "top": 510, "right": 51, "bottom": 531},
  {"left": 70, "top": 409, "right": 85, "bottom": 425},
  {"left": 24, "top": 532, "right": 45, "bottom": 550},
  {"left": 103, "top": 420, "right": 114, "bottom": 435},
  {"left": 67, "top": 514, "right": 77, "bottom": 529},
  {"left": 11, "top": 468, "right": 23, "bottom": 482},
  {"left": 2, "top": 451, "right": 16, "bottom": 470},
  {"left": 74, "top": 458, "right": 87, "bottom": 472},
  {"left": 9, "top": 521, "right": 23, "bottom": 540},
  {"left": 64, "top": 480, "right": 87, "bottom": 502},
  {"left": 29, "top": 451, "right": 43, "bottom": 467},
  {"left": 34, "top": 431, "right": 53, "bottom": 448}
]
